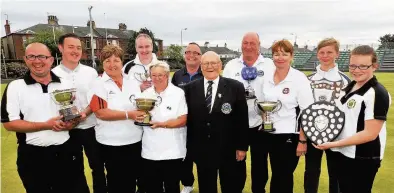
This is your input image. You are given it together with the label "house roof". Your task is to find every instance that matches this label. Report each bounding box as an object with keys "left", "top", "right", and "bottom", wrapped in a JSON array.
[
  {"left": 3, "top": 23, "right": 162, "bottom": 41},
  {"left": 200, "top": 46, "right": 237, "bottom": 55}
]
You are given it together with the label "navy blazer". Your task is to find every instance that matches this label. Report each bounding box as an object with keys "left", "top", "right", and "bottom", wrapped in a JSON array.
[{"left": 184, "top": 76, "right": 249, "bottom": 166}]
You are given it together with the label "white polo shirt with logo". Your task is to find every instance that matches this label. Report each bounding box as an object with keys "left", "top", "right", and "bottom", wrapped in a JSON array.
[
  {"left": 331, "top": 76, "right": 391, "bottom": 160},
  {"left": 52, "top": 63, "right": 98, "bottom": 129},
  {"left": 308, "top": 64, "right": 351, "bottom": 103},
  {"left": 89, "top": 72, "right": 143, "bottom": 146},
  {"left": 262, "top": 67, "right": 314, "bottom": 134},
  {"left": 140, "top": 83, "right": 188, "bottom": 160},
  {"left": 1, "top": 72, "right": 71, "bottom": 146},
  {"left": 223, "top": 55, "right": 276, "bottom": 128}
]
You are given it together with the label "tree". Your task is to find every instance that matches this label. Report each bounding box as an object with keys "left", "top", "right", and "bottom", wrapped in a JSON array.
[
  {"left": 378, "top": 34, "right": 394, "bottom": 49},
  {"left": 26, "top": 29, "right": 64, "bottom": 57},
  {"left": 163, "top": 44, "right": 183, "bottom": 62},
  {"left": 126, "top": 27, "right": 159, "bottom": 59}
]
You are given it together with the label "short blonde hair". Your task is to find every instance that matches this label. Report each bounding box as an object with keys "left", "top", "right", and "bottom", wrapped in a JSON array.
[
  {"left": 100, "top": 45, "right": 124, "bottom": 63},
  {"left": 317, "top": 38, "right": 340, "bottom": 53},
  {"left": 149, "top": 61, "right": 170, "bottom": 74}
]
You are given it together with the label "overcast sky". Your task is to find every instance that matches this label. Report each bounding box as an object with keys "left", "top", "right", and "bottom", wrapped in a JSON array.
[{"left": 1, "top": 0, "right": 393, "bottom": 50}]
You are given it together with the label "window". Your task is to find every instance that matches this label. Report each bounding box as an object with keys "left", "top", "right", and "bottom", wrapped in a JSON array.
[{"left": 86, "top": 39, "right": 90, "bottom": 49}]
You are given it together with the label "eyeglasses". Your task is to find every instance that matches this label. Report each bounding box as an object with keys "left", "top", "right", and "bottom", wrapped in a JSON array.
[
  {"left": 185, "top": 51, "right": 201, "bottom": 56},
  {"left": 151, "top": 74, "right": 166, "bottom": 79},
  {"left": 202, "top": 61, "right": 220, "bottom": 67},
  {"left": 348, "top": 64, "right": 373, "bottom": 70},
  {"left": 25, "top": 55, "right": 52, "bottom": 61}
]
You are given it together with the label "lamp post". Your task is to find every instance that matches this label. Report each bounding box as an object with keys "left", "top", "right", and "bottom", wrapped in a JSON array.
[
  {"left": 181, "top": 28, "right": 187, "bottom": 47},
  {"left": 88, "top": 6, "right": 96, "bottom": 68},
  {"left": 290, "top": 33, "right": 298, "bottom": 46}
]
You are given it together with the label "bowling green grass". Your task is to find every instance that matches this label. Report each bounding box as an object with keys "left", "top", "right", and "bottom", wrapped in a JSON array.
[{"left": 1, "top": 72, "right": 394, "bottom": 193}]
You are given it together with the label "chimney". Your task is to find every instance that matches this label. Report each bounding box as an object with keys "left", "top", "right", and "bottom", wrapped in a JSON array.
[
  {"left": 118, "top": 23, "right": 127, "bottom": 31},
  {"left": 4, "top": 19, "right": 11, "bottom": 35},
  {"left": 47, "top": 15, "right": 59, "bottom": 25},
  {"left": 87, "top": 20, "right": 96, "bottom": 29}
]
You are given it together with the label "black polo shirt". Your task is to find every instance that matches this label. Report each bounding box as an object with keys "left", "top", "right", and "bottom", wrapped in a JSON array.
[{"left": 171, "top": 67, "right": 203, "bottom": 88}]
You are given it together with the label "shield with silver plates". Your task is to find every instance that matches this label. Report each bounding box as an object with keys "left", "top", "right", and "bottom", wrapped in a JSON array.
[{"left": 300, "top": 101, "right": 345, "bottom": 145}]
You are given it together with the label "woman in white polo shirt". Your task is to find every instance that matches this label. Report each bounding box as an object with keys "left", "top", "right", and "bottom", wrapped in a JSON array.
[
  {"left": 260, "top": 39, "right": 314, "bottom": 193},
  {"left": 139, "top": 61, "right": 187, "bottom": 193},
  {"left": 315, "top": 45, "right": 391, "bottom": 193},
  {"left": 89, "top": 45, "right": 146, "bottom": 193}
]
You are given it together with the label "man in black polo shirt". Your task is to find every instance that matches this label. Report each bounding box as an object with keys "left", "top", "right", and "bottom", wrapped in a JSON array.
[
  {"left": 1, "top": 43, "right": 82, "bottom": 193},
  {"left": 171, "top": 42, "right": 203, "bottom": 193}
]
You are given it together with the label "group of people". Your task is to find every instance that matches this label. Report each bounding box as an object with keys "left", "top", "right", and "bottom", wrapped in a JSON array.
[{"left": 1, "top": 31, "right": 391, "bottom": 193}]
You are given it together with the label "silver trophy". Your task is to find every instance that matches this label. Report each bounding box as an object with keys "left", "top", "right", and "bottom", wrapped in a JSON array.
[
  {"left": 50, "top": 88, "right": 81, "bottom": 121},
  {"left": 300, "top": 101, "right": 345, "bottom": 145},
  {"left": 134, "top": 72, "right": 150, "bottom": 82},
  {"left": 245, "top": 84, "right": 256, "bottom": 99},
  {"left": 129, "top": 95, "right": 162, "bottom": 126},
  {"left": 256, "top": 101, "right": 282, "bottom": 132}
]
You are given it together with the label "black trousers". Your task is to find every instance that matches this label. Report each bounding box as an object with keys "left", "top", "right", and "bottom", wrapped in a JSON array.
[
  {"left": 196, "top": 158, "right": 246, "bottom": 193},
  {"left": 331, "top": 151, "right": 381, "bottom": 193},
  {"left": 70, "top": 128, "right": 107, "bottom": 193},
  {"left": 180, "top": 153, "right": 195, "bottom": 187},
  {"left": 100, "top": 141, "right": 142, "bottom": 193},
  {"left": 17, "top": 140, "right": 87, "bottom": 193},
  {"left": 142, "top": 158, "right": 183, "bottom": 193},
  {"left": 304, "top": 141, "right": 340, "bottom": 193},
  {"left": 250, "top": 130, "right": 300, "bottom": 193}
]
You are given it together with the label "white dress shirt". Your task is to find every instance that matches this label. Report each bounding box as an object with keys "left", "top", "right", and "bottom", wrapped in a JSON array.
[{"left": 204, "top": 76, "right": 220, "bottom": 112}]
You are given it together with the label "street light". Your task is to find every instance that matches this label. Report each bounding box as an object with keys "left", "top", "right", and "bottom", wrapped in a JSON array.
[
  {"left": 47, "top": 12, "right": 59, "bottom": 65},
  {"left": 290, "top": 33, "right": 298, "bottom": 46},
  {"left": 88, "top": 6, "right": 96, "bottom": 68},
  {"left": 181, "top": 28, "right": 187, "bottom": 47}
]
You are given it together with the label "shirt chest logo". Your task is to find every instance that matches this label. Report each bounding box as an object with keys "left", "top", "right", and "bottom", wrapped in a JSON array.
[
  {"left": 282, "top": 88, "right": 290, "bottom": 94},
  {"left": 347, "top": 99, "right": 356, "bottom": 109},
  {"left": 109, "top": 91, "right": 116, "bottom": 95}
]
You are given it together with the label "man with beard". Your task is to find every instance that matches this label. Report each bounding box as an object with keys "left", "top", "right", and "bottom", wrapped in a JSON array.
[{"left": 52, "top": 33, "right": 106, "bottom": 193}]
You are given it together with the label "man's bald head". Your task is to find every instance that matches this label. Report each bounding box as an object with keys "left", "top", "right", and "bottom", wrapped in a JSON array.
[
  {"left": 242, "top": 32, "right": 260, "bottom": 44},
  {"left": 201, "top": 51, "right": 220, "bottom": 63},
  {"left": 25, "top": 43, "right": 52, "bottom": 56},
  {"left": 242, "top": 32, "right": 261, "bottom": 63}
]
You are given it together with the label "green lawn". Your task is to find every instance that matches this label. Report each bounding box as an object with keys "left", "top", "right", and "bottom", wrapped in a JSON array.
[{"left": 1, "top": 72, "right": 394, "bottom": 193}]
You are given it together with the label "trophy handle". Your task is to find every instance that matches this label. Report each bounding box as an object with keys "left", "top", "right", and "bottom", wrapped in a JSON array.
[
  {"left": 129, "top": 95, "right": 136, "bottom": 106},
  {"left": 272, "top": 100, "right": 282, "bottom": 113},
  {"left": 133, "top": 73, "right": 144, "bottom": 82},
  {"left": 254, "top": 99, "right": 263, "bottom": 115},
  {"left": 155, "top": 96, "right": 162, "bottom": 107}
]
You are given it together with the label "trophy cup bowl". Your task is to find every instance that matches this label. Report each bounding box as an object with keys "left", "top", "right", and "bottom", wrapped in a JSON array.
[
  {"left": 51, "top": 88, "right": 81, "bottom": 122},
  {"left": 256, "top": 101, "right": 282, "bottom": 132},
  {"left": 134, "top": 98, "right": 157, "bottom": 126}
]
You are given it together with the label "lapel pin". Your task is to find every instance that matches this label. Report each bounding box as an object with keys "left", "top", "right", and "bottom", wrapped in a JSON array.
[{"left": 218, "top": 93, "right": 222, "bottom": 98}]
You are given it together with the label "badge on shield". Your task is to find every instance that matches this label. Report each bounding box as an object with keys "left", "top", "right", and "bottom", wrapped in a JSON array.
[{"left": 300, "top": 101, "right": 345, "bottom": 145}]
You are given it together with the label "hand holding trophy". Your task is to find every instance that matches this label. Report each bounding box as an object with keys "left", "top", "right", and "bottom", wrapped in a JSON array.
[
  {"left": 129, "top": 94, "right": 162, "bottom": 126},
  {"left": 50, "top": 88, "right": 81, "bottom": 122}
]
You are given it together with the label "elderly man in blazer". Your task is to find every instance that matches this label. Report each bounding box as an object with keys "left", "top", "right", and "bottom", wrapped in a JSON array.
[{"left": 184, "top": 51, "right": 249, "bottom": 193}]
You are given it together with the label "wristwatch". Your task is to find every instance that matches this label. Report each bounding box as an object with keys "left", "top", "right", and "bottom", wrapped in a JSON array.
[{"left": 299, "top": 139, "right": 307, "bottom": 144}]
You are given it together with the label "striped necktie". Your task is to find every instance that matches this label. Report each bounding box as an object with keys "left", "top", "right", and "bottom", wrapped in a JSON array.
[{"left": 205, "top": 81, "right": 214, "bottom": 111}]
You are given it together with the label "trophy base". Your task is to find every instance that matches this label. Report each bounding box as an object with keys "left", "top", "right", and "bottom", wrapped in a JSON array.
[
  {"left": 62, "top": 114, "right": 81, "bottom": 122},
  {"left": 261, "top": 123, "right": 276, "bottom": 132},
  {"left": 134, "top": 122, "right": 153, "bottom": 126}
]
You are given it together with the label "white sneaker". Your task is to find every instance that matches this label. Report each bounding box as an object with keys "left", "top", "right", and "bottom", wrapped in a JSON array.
[{"left": 181, "top": 186, "right": 194, "bottom": 193}]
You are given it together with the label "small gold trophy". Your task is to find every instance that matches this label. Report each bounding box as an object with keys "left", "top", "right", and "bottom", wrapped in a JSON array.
[
  {"left": 51, "top": 88, "right": 81, "bottom": 121},
  {"left": 256, "top": 101, "right": 282, "bottom": 132}
]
